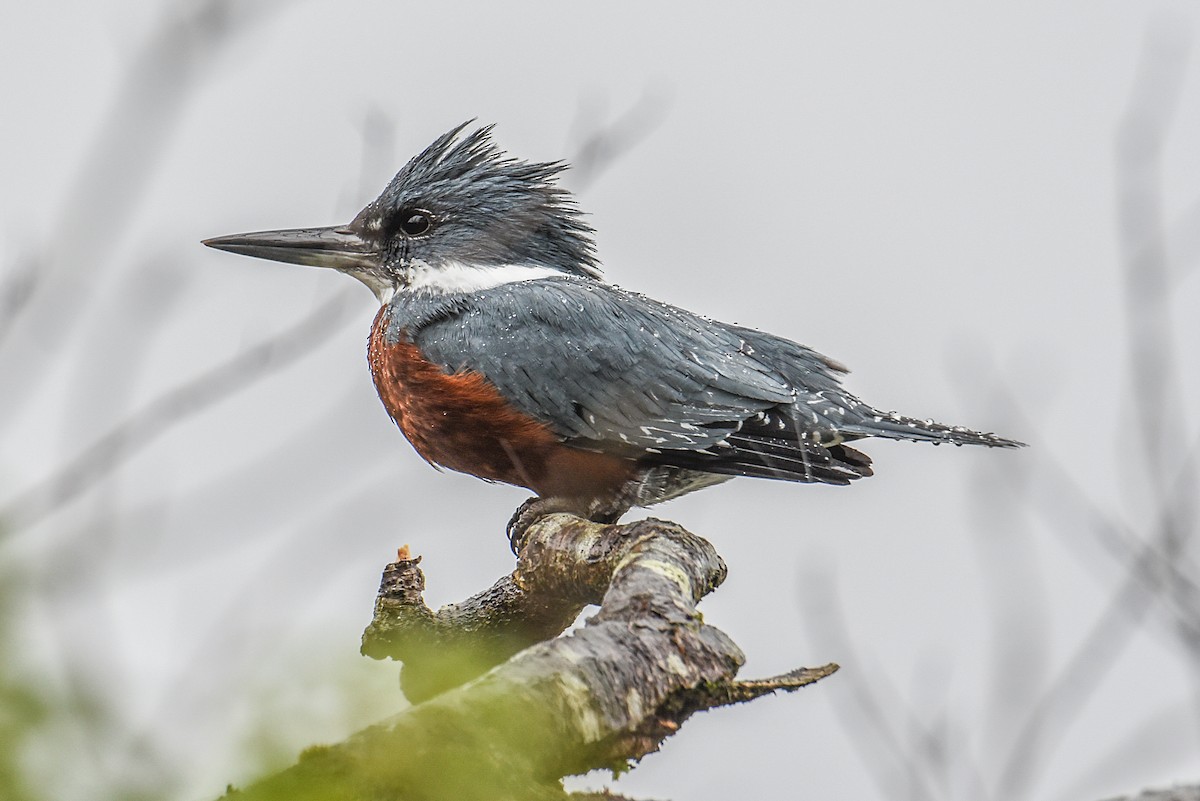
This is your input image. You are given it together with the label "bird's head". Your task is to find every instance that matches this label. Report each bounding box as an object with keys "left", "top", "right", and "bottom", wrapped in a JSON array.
[{"left": 204, "top": 122, "right": 600, "bottom": 302}]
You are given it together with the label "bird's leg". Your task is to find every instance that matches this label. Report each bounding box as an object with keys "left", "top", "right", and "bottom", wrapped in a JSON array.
[{"left": 506, "top": 497, "right": 627, "bottom": 554}]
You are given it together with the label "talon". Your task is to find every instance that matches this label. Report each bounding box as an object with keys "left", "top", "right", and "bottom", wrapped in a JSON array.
[
  {"left": 506, "top": 498, "right": 544, "bottom": 554},
  {"left": 506, "top": 497, "right": 596, "bottom": 554}
]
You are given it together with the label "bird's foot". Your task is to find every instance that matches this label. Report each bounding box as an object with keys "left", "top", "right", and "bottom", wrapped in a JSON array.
[
  {"left": 506, "top": 498, "right": 631, "bottom": 554},
  {"left": 506, "top": 497, "right": 583, "bottom": 554}
]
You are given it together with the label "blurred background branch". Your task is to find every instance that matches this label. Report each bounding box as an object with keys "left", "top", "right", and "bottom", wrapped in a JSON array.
[
  {"left": 800, "top": 16, "right": 1200, "bottom": 801},
  {"left": 0, "top": 287, "right": 358, "bottom": 531}
]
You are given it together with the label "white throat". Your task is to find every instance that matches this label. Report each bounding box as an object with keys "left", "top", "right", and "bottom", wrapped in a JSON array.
[
  {"left": 406, "top": 260, "right": 565, "bottom": 295},
  {"left": 359, "top": 260, "right": 577, "bottom": 305}
]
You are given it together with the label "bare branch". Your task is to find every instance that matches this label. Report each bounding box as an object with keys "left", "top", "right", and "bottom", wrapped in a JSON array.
[{"left": 229, "top": 515, "right": 835, "bottom": 800}]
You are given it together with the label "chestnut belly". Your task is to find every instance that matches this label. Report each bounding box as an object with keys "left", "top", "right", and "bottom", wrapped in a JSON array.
[{"left": 368, "top": 324, "right": 634, "bottom": 501}]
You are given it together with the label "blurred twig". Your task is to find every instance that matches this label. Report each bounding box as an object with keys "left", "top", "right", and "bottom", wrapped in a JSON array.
[
  {"left": 0, "top": 255, "right": 40, "bottom": 347},
  {"left": 354, "top": 107, "right": 399, "bottom": 206},
  {"left": 1116, "top": 21, "right": 1190, "bottom": 491},
  {"left": 986, "top": 393, "right": 1200, "bottom": 636},
  {"left": 809, "top": 18, "right": 1200, "bottom": 801},
  {"left": 993, "top": 542, "right": 1173, "bottom": 799},
  {"left": 566, "top": 87, "right": 673, "bottom": 193},
  {"left": 0, "top": 287, "right": 360, "bottom": 532},
  {"left": 798, "top": 569, "right": 980, "bottom": 801},
  {"left": 991, "top": 20, "right": 1200, "bottom": 800},
  {"left": 0, "top": 0, "right": 291, "bottom": 425},
  {"left": 960, "top": 371, "right": 1200, "bottom": 799}
]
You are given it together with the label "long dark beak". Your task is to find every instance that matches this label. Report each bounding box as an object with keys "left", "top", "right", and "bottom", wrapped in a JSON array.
[{"left": 202, "top": 226, "right": 379, "bottom": 272}]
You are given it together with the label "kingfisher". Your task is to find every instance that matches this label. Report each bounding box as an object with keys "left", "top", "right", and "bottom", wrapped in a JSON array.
[{"left": 205, "top": 122, "right": 1022, "bottom": 540}]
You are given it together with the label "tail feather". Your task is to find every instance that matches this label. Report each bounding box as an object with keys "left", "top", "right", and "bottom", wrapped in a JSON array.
[
  {"left": 840, "top": 409, "right": 1025, "bottom": 448},
  {"left": 643, "top": 435, "right": 875, "bottom": 486}
]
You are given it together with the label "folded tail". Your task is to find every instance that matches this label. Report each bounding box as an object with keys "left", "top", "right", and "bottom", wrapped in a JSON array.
[{"left": 838, "top": 409, "right": 1025, "bottom": 448}]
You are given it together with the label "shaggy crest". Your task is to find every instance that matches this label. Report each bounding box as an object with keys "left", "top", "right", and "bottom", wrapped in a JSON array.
[{"left": 356, "top": 122, "right": 601, "bottom": 278}]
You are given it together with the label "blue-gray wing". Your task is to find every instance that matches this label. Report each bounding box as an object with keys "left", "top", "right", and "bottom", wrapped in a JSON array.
[{"left": 410, "top": 277, "right": 875, "bottom": 484}]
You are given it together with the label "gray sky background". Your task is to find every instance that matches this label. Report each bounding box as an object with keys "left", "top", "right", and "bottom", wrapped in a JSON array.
[{"left": 3, "top": 2, "right": 1200, "bottom": 799}]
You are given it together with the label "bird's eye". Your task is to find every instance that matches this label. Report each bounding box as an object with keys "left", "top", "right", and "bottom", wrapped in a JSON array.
[{"left": 397, "top": 209, "right": 434, "bottom": 237}]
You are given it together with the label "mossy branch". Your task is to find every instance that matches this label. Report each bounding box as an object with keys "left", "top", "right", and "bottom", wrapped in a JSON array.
[{"left": 226, "top": 515, "right": 836, "bottom": 801}]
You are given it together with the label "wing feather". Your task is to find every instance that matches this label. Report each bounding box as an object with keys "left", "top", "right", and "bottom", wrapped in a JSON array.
[{"left": 411, "top": 277, "right": 870, "bottom": 484}]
